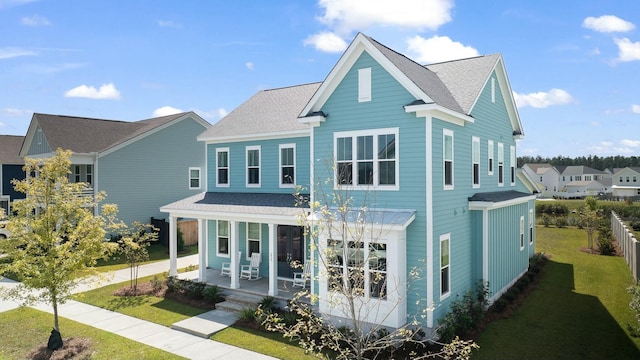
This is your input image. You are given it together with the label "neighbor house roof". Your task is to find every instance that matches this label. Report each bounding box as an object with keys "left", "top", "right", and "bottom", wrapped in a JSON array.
[
  {"left": 0, "top": 135, "right": 25, "bottom": 164},
  {"left": 524, "top": 163, "right": 554, "bottom": 174},
  {"left": 560, "top": 166, "right": 605, "bottom": 176}
]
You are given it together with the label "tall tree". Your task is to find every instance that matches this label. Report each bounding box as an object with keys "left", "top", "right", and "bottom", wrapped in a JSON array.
[{"left": 0, "top": 149, "right": 117, "bottom": 345}]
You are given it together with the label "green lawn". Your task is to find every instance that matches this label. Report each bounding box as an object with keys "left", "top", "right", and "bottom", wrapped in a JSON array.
[
  {"left": 211, "top": 326, "right": 317, "bottom": 360},
  {"left": 94, "top": 244, "right": 198, "bottom": 273},
  {"left": 0, "top": 307, "right": 185, "bottom": 360},
  {"left": 475, "top": 226, "right": 640, "bottom": 359}
]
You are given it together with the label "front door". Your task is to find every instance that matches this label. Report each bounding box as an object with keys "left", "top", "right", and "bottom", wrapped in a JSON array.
[{"left": 277, "top": 225, "right": 304, "bottom": 278}]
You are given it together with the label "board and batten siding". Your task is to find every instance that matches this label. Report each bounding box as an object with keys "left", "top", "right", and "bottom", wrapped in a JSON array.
[
  {"left": 26, "top": 125, "right": 52, "bottom": 155},
  {"left": 206, "top": 136, "right": 310, "bottom": 194},
  {"left": 97, "top": 117, "right": 207, "bottom": 225}
]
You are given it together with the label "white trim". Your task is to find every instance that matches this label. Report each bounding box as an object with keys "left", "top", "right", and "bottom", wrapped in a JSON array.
[
  {"left": 189, "top": 167, "right": 201, "bottom": 190},
  {"left": 404, "top": 103, "right": 474, "bottom": 126},
  {"left": 443, "top": 129, "right": 454, "bottom": 190},
  {"left": 199, "top": 129, "right": 310, "bottom": 144},
  {"left": 468, "top": 194, "right": 537, "bottom": 210},
  {"left": 510, "top": 145, "right": 516, "bottom": 187},
  {"left": 482, "top": 209, "right": 489, "bottom": 286},
  {"left": 216, "top": 147, "right": 230, "bottom": 187},
  {"left": 529, "top": 208, "right": 534, "bottom": 245},
  {"left": 279, "top": 143, "right": 296, "bottom": 188},
  {"left": 439, "top": 233, "right": 451, "bottom": 300},
  {"left": 488, "top": 140, "right": 494, "bottom": 176},
  {"left": 491, "top": 77, "right": 496, "bottom": 103},
  {"left": 497, "top": 142, "right": 504, "bottom": 187},
  {"left": 425, "top": 116, "right": 434, "bottom": 327},
  {"left": 246, "top": 222, "right": 262, "bottom": 261},
  {"left": 245, "top": 145, "right": 261, "bottom": 188},
  {"left": 520, "top": 215, "right": 525, "bottom": 250},
  {"left": 472, "top": 136, "right": 480, "bottom": 189},
  {"left": 216, "top": 219, "right": 231, "bottom": 258},
  {"left": 358, "top": 67, "right": 372, "bottom": 102}
]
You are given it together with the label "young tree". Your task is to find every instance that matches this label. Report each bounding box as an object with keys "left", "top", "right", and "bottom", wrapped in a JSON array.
[
  {"left": 114, "top": 221, "right": 158, "bottom": 292},
  {"left": 0, "top": 149, "right": 117, "bottom": 346},
  {"left": 579, "top": 196, "right": 600, "bottom": 249},
  {"left": 259, "top": 181, "right": 478, "bottom": 360}
]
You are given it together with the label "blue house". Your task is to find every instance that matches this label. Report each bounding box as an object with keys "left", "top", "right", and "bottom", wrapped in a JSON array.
[
  {"left": 20, "top": 112, "right": 210, "bottom": 226},
  {"left": 161, "top": 33, "right": 536, "bottom": 331},
  {"left": 0, "top": 135, "right": 26, "bottom": 216}
]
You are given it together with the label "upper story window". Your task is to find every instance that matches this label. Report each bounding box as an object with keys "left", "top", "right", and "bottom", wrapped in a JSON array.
[
  {"left": 497, "top": 143, "right": 504, "bottom": 186},
  {"left": 279, "top": 144, "right": 296, "bottom": 187},
  {"left": 443, "top": 129, "right": 454, "bottom": 190},
  {"left": 585, "top": 175, "right": 592, "bottom": 181},
  {"left": 575, "top": 175, "right": 582, "bottom": 181},
  {"left": 472, "top": 137, "right": 480, "bottom": 188},
  {"left": 529, "top": 209, "right": 534, "bottom": 245},
  {"left": 488, "top": 140, "right": 494, "bottom": 175},
  {"left": 189, "top": 167, "right": 201, "bottom": 189},
  {"left": 246, "top": 145, "right": 261, "bottom": 187},
  {"left": 216, "top": 148, "right": 229, "bottom": 187},
  {"left": 510, "top": 145, "right": 516, "bottom": 186},
  {"left": 520, "top": 216, "right": 525, "bottom": 250},
  {"left": 71, "top": 164, "right": 93, "bottom": 186},
  {"left": 334, "top": 128, "right": 398, "bottom": 190},
  {"left": 358, "top": 67, "right": 371, "bottom": 102}
]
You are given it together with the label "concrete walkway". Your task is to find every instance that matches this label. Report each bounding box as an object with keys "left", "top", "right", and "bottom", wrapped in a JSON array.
[{"left": 0, "top": 255, "right": 277, "bottom": 360}]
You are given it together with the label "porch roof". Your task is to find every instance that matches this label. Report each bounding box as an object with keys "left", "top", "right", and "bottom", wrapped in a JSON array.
[
  {"left": 160, "top": 192, "right": 309, "bottom": 222},
  {"left": 468, "top": 190, "right": 536, "bottom": 210},
  {"left": 313, "top": 207, "right": 416, "bottom": 231}
]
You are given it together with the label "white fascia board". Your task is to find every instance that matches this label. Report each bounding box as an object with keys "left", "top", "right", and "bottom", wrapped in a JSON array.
[
  {"left": 198, "top": 129, "right": 310, "bottom": 144},
  {"left": 404, "top": 103, "right": 474, "bottom": 126},
  {"left": 159, "top": 208, "right": 301, "bottom": 225},
  {"left": 298, "top": 114, "right": 326, "bottom": 127},
  {"left": 469, "top": 194, "right": 537, "bottom": 211}
]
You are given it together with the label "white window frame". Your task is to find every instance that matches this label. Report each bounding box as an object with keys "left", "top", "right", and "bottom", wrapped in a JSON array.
[
  {"left": 217, "top": 220, "right": 230, "bottom": 258},
  {"left": 246, "top": 145, "right": 261, "bottom": 187},
  {"left": 0, "top": 195, "right": 9, "bottom": 217},
  {"left": 498, "top": 142, "right": 504, "bottom": 187},
  {"left": 86, "top": 164, "right": 93, "bottom": 185},
  {"left": 358, "top": 67, "right": 372, "bottom": 102},
  {"left": 279, "top": 143, "right": 296, "bottom": 188},
  {"left": 529, "top": 209, "right": 534, "bottom": 245},
  {"left": 440, "top": 233, "right": 451, "bottom": 299},
  {"left": 510, "top": 145, "right": 516, "bottom": 186},
  {"left": 443, "top": 129, "right": 454, "bottom": 190},
  {"left": 216, "top": 147, "right": 230, "bottom": 187},
  {"left": 520, "top": 216, "right": 525, "bottom": 250},
  {"left": 472, "top": 136, "right": 480, "bottom": 188},
  {"left": 189, "top": 167, "right": 201, "bottom": 190},
  {"left": 246, "top": 222, "right": 261, "bottom": 260},
  {"left": 333, "top": 128, "right": 399, "bottom": 191},
  {"left": 491, "top": 77, "right": 496, "bottom": 103},
  {"left": 488, "top": 140, "right": 494, "bottom": 175}
]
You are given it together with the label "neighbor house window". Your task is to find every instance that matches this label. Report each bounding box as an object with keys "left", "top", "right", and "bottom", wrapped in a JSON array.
[
  {"left": 0, "top": 196, "right": 9, "bottom": 216},
  {"left": 440, "top": 233, "right": 450, "bottom": 297},
  {"left": 334, "top": 128, "right": 398, "bottom": 189},
  {"left": 529, "top": 209, "right": 534, "bottom": 245},
  {"left": 472, "top": 137, "right": 480, "bottom": 188},
  {"left": 498, "top": 143, "right": 504, "bottom": 186},
  {"left": 86, "top": 165, "right": 92, "bottom": 185},
  {"left": 443, "top": 129, "right": 454, "bottom": 190},
  {"left": 510, "top": 145, "right": 516, "bottom": 186},
  {"left": 216, "top": 148, "right": 229, "bottom": 187},
  {"left": 520, "top": 216, "right": 525, "bottom": 250},
  {"left": 488, "top": 140, "right": 494, "bottom": 175},
  {"left": 189, "top": 167, "right": 201, "bottom": 189},
  {"left": 217, "top": 220, "right": 230, "bottom": 256},
  {"left": 279, "top": 144, "right": 296, "bottom": 187},
  {"left": 246, "top": 145, "right": 261, "bottom": 187},
  {"left": 326, "top": 239, "right": 388, "bottom": 299},
  {"left": 358, "top": 67, "right": 372, "bottom": 102},
  {"left": 74, "top": 165, "right": 81, "bottom": 183},
  {"left": 247, "top": 222, "right": 261, "bottom": 259}
]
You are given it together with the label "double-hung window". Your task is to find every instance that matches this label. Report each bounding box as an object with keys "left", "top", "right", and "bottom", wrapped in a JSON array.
[
  {"left": 189, "top": 167, "right": 201, "bottom": 189},
  {"left": 334, "top": 128, "right": 398, "bottom": 189},
  {"left": 217, "top": 220, "right": 230, "bottom": 256},
  {"left": 440, "top": 234, "right": 450, "bottom": 297},
  {"left": 510, "top": 145, "right": 516, "bottom": 186},
  {"left": 498, "top": 143, "right": 504, "bottom": 186},
  {"left": 279, "top": 144, "right": 296, "bottom": 187},
  {"left": 472, "top": 137, "right": 480, "bottom": 188},
  {"left": 246, "top": 145, "right": 261, "bottom": 187},
  {"left": 488, "top": 140, "right": 494, "bottom": 175},
  {"left": 443, "top": 129, "right": 454, "bottom": 190},
  {"left": 520, "top": 216, "right": 525, "bottom": 250},
  {"left": 247, "top": 222, "right": 261, "bottom": 259},
  {"left": 216, "top": 148, "right": 229, "bottom": 187}
]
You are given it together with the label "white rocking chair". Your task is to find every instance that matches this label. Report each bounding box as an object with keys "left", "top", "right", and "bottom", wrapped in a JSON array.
[
  {"left": 292, "top": 261, "right": 311, "bottom": 288},
  {"left": 220, "top": 251, "right": 241, "bottom": 277},
  {"left": 240, "top": 252, "right": 261, "bottom": 280}
]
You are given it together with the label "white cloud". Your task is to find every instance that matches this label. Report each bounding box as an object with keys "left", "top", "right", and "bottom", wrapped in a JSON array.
[
  {"left": 157, "top": 20, "right": 182, "bottom": 28},
  {"left": 614, "top": 38, "right": 640, "bottom": 62},
  {"left": 0, "top": 47, "right": 37, "bottom": 59},
  {"left": 64, "top": 83, "right": 121, "bottom": 100},
  {"left": 194, "top": 108, "right": 228, "bottom": 120},
  {"left": 513, "top": 88, "right": 574, "bottom": 108},
  {"left": 620, "top": 139, "right": 640, "bottom": 148},
  {"left": 1, "top": 107, "right": 32, "bottom": 117},
  {"left": 583, "top": 15, "right": 635, "bottom": 33},
  {"left": 21, "top": 14, "right": 50, "bottom": 26},
  {"left": 407, "top": 35, "right": 479, "bottom": 63},
  {"left": 304, "top": 32, "right": 348, "bottom": 53},
  {"left": 317, "top": 0, "right": 453, "bottom": 33},
  {"left": 152, "top": 106, "right": 183, "bottom": 117},
  {"left": 245, "top": 62, "right": 254, "bottom": 70},
  {"left": 632, "top": 104, "right": 640, "bottom": 114}
]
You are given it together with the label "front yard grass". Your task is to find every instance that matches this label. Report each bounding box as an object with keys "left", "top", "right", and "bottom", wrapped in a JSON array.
[
  {"left": 0, "top": 307, "right": 185, "bottom": 359},
  {"left": 94, "top": 244, "right": 198, "bottom": 273},
  {"left": 475, "top": 226, "right": 640, "bottom": 359},
  {"left": 211, "top": 325, "right": 317, "bottom": 360}
]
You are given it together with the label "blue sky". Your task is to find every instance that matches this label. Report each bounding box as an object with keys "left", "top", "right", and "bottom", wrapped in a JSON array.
[{"left": 1, "top": 0, "right": 639, "bottom": 158}]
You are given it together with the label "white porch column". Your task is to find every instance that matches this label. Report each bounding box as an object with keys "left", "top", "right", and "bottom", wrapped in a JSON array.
[
  {"left": 229, "top": 220, "right": 239, "bottom": 289},
  {"left": 268, "top": 223, "right": 278, "bottom": 296},
  {"left": 198, "top": 218, "right": 207, "bottom": 282},
  {"left": 169, "top": 216, "right": 177, "bottom": 276}
]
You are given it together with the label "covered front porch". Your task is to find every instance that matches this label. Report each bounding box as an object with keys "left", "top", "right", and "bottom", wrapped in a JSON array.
[{"left": 160, "top": 192, "right": 312, "bottom": 298}]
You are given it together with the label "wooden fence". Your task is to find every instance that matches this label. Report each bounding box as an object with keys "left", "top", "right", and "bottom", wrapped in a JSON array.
[
  {"left": 611, "top": 211, "right": 640, "bottom": 281},
  {"left": 177, "top": 219, "right": 198, "bottom": 246}
]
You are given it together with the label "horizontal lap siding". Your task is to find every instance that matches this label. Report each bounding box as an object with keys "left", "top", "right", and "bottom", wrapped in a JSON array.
[
  {"left": 207, "top": 220, "right": 269, "bottom": 276},
  {"left": 98, "top": 117, "right": 207, "bottom": 225}
]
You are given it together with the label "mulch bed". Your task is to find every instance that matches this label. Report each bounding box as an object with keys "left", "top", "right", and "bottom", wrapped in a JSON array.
[
  {"left": 112, "top": 280, "right": 217, "bottom": 310},
  {"left": 28, "top": 337, "right": 93, "bottom": 360}
]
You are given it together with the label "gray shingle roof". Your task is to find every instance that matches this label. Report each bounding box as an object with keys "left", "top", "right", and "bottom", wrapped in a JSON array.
[
  {"left": 468, "top": 190, "right": 533, "bottom": 203},
  {"left": 0, "top": 135, "right": 24, "bottom": 164},
  {"left": 198, "top": 83, "right": 319, "bottom": 140},
  {"left": 33, "top": 112, "right": 188, "bottom": 154},
  {"left": 560, "top": 166, "right": 605, "bottom": 176}
]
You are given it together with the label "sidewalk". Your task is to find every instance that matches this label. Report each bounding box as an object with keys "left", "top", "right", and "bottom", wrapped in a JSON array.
[{"left": 0, "top": 255, "right": 277, "bottom": 360}]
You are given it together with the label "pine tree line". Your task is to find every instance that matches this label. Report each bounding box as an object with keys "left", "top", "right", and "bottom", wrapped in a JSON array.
[{"left": 517, "top": 155, "right": 640, "bottom": 171}]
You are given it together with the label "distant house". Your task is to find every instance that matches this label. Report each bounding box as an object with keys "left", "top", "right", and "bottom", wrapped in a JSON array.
[
  {"left": 20, "top": 112, "right": 210, "bottom": 225},
  {"left": 611, "top": 167, "right": 640, "bottom": 198},
  {"left": 0, "top": 135, "right": 26, "bottom": 215},
  {"left": 162, "top": 33, "right": 536, "bottom": 331},
  {"left": 522, "top": 164, "right": 610, "bottom": 198}
]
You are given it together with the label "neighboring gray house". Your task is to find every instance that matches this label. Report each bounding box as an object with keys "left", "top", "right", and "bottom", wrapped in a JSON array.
[
  {"left": 0, "top": 135, "right": 26, "bottom": 215},
  {"left": 522, "top": 163, "right": 558, "bottom": 197},
  {"left": 19, "top": 112, "right": 210, "bottom": 225},
  {"left": 612, "top": 167, "right": 640, "bottom": 198},
  {"left": 522, "top": 164, "right": 611, "bottom": 198}
]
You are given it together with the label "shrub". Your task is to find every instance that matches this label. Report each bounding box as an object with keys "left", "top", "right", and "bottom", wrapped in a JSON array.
[
  {"left": 202, "top": 285, "right": 221, "bottom": 303},
  {"left": 631, "top": 221, "right": 640, "bottom": 232},
  {"left": 628, "top": 284, "right": 640, "bottom": 337},
  {"left": 555, "top": 217, "right": 568, "bottom": 228},
  {"left": 491, "top": 298, "right": 509, "bottom": 313},
  {"left": 150, "top": 276, "right": 164, "bottom": 293},
  {"left": 238, "top": 307, "right": 257, "bottom": 322},
  {"left": 259, "top": 296, "right": 277, "bottom": 313},
  {"left": 542, "top": 214, "right": 552, "bottom": 227},
  {"left": 436, "top": 281, "right": 489, "bottom": 343},
  {"left": 166, "top": 276, "right": 181, "bottom": 293},
  {"left": 183, "top": 280, "right": 206, "bottom": 299}
]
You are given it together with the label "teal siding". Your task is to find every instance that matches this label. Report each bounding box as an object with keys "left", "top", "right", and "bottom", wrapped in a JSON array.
[
  {"left": 207, "top": 136, "right": 310, "bottom": 193},
  {"left": 27, "top": 125, "right": 52, "bottom": 155},
  {"left": 207, "top": 220, "right": 270, "bottom": 276},
  {"left": 98, "top": 116, "right": 207, "bottom": 225}
]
